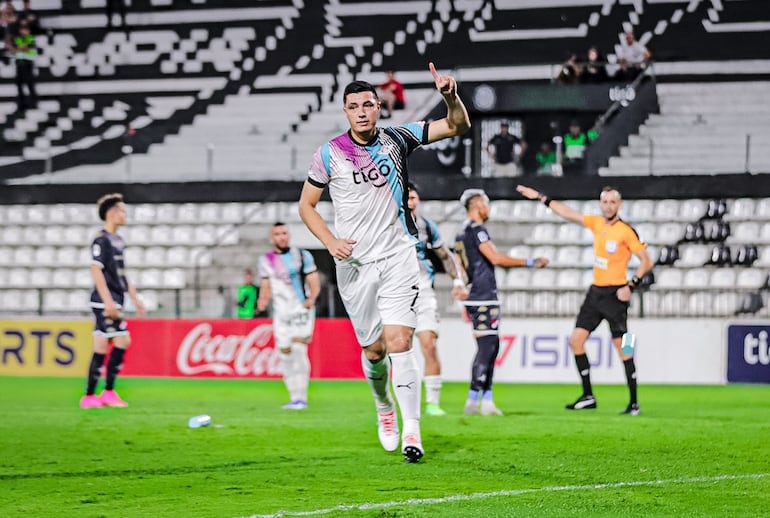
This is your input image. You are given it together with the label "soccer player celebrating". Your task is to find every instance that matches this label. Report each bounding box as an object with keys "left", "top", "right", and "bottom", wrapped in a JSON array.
[
  {"left": 257, "top": 222, "right": 320, "bottom": 410},
  {"left": 81, "top": 193, "right": 145, "bottom": 409},
  {"left": 299, "top": 62, "right": 470, "bottom": 462},
  {"left": 454, "top": 189, "right": 548, "bottom": 415},
  {"left": 516, "top": 184, "right": 653, "bottom": 415}
]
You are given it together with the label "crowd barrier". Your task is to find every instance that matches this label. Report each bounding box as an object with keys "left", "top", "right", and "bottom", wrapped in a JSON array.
[{"left": 1, "top": 318, "right": 767, "bottom": 384}]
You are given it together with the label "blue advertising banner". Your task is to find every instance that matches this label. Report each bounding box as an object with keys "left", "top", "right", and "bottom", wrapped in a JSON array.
[{"left": 727, "top": 324, "right": 770, "bottom": 383}]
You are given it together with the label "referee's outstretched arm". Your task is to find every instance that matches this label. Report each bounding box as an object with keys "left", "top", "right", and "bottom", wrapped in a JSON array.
[{"left": 516, "top": 184, "right": 583, "bottom": 224}]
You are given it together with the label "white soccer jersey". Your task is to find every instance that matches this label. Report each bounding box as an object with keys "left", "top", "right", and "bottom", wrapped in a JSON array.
[
  {"left": 257, "top": 247, "right": 317, "bottom": 315},
  {"left": 307, "top": 123, "right": 429, "bottom": 264}
]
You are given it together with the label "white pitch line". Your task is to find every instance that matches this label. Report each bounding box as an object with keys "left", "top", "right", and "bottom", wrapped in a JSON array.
[{"left": 242, "top": 473, "right": 770, "bottom": 518}]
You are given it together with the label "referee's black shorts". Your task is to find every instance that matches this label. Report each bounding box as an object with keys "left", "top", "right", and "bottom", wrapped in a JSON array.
[{"left": 575, "top": 285, "right": 629, "bottom": 338}]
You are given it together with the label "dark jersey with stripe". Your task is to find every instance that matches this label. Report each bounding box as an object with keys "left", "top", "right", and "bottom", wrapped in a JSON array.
[
  {"left": 90, "top": 230, "right": 128, "bottom": 308},
  {"left": 456, "top": 220, "right": 498, "bottom": 302}
]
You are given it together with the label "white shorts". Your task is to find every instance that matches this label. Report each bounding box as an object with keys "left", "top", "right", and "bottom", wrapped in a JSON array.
[
  {"left": 415, "top": 272, "right": 439, "bottom": 335},
  {"left": 273, "top": 307, "right": 315, "bottom": 350},
  {"left": 337, "top": 245, "right": 419, "bottom": 347}
]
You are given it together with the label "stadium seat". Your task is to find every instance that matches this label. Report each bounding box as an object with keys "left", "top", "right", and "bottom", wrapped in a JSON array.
[
  {"left": 29, "top": 267, "right": 53, "bottom": 288},
  {"left": 43, "top": 290, "right": 69, "bottom": 313},
  {"left": 654, "top": 199, "right": 680, "bottom": 221},
  {"left": 683, "top": 268, "right": 710, "bottom": 288},
  {"left": 0, "top": 247, "right": 13, "bottom": 266},
  {"left": 556, "top": 269, "right": 582, "bottom": 289},
  {"left": 678, "top": 245, "right": 711, "bottom": 267},
  {"left": 736, "top": 268, "right": 765, "bottom": 288},
  {"left": 51, "top": 268, "right": 75, "bottom": 288},
  {"left": 554, "top": 246, "right": 582, "bottom": 267},
  {"left": 506, "top": 268, "right": 531, "bottom": 289},
  {"left": 139, "top": 269, "right": 163, "bottom": 289},
  {"left": 710, "top": 269, "right": 736, "bottom": 289},
  {"left": 530, "top": 246, "right": 556, "bottom": 263},
  {"left": 143, "top": 246, "right": 166, "bottom": 266},
  {"left": 532, "top": 292, "right": 557, "bottom": 315},
  {"left": 163, "top": 268, "right": 187, "bottom": 289},
  {"left": 55, "top": 246, "right": 80, "bottom": 267},
  {"left": 530, "top": 269, "right": 556, "bottom": 288},
  {"left": 507, "top": 245, "right": 531, "bottom": 260},
  {"left": 657, "top": 222, "right": 682, "bottom": 244},
  {"left": 13, "top": 246, "right": 35, "bottom": 266},
  {"left": 732, "top": 222, "right": 760, "bottom": 243},
  {"left": 729, "top": 198, "right": 756, "bottom": 220},
  {"left": 679, "top": 199, "right": 707, "bottom": 222},
  {"left": 527, "top": 223, "right": 557, "bottom": 244},
  {"left": 630, "top": 200, "right": 654, "bottom": 222},
  {"left": 74, "top": 268, "right": 93, "bottom": 288}
]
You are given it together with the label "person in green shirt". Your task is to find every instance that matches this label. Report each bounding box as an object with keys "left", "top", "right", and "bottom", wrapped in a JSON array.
[
  {"left": 13, "top": 21, "right": 37, "bottom": 112},
  {"left": 535, "top": 142, "right": 557, "bottom": 175},
  {"left": 236, "top": 269, "right": 262, "bottom": 318}
]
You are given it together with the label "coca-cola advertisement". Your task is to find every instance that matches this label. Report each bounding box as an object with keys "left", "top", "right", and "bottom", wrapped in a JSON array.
[{"left": 122, "top": 318, "right": 364, "bottom": 379}]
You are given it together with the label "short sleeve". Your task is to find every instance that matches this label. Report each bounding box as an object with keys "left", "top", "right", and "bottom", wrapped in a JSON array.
[
  {"left": 473, "top": 226, "right": 490, "bottom": 245},
  {"left": 301, "top": 249, "right": 318, "bottom": 274},
  {"left": 427, "top": 219, "right": 444, "bottom": 248},
  {"left": 626, "top": 226, "right": 648, "bottom": 254},
  {"left": 91, "top": 236, "right": 108, "bottom": 267},
  {"left": 257, "top": 255, "right": 270, "bottom": 279},
  {"left": 307, "top": 144, "right": 331, "bottom": 188},
  {"left": 392, "top": 122, "right": 429, "bottom": 151},
  {"left": 582, "top": 214, "right": 601, "bottom": 232}
]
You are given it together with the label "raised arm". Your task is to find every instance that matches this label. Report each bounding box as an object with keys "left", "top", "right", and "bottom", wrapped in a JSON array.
[
  {"left": 516, "top": 184, "right": 584, "bottom": 224},
  {"left": 426, "top": 62, "right": 471, "bottom": 143}
]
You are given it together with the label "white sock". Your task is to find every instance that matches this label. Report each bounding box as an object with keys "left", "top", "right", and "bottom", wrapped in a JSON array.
[
  {"left": 361, "top": 352, "right": 392, "bottom": 409},
  {"left": 292, "top": 343, "right": 310, "bottom": 402},
  {"left": 424, "top": 375, "right": 442, "bottom": 405},
  {"left": 281, "top": 350, "right": 299, "bottom": 401},
  {"left": 389, "top": 349, "right": 421, "bottom": 424}
]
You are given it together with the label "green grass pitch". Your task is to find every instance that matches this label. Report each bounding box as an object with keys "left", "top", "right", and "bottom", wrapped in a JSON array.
[{"left": 1, "top": 377, "right": 768, "bottom": 517}]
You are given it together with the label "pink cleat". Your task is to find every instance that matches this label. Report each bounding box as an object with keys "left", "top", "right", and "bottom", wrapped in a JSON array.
[
  {"left": 80, "top": 394, "right": 104, "bottom": 409},
  {"left": 100, "top": 389, "right": 128, "bottom": 407}
]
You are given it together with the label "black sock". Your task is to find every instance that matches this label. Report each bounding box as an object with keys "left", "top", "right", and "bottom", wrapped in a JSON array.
[
  {"left": 574, "top": 353, "right": 593, "bottom": 396},
  {"left": 105, "top": 348, "right": 126, "bottom": 391},
  {"left": 470, "top": 335, "right": 500, "bottom": 392},
  {"left": 623, "top": 358, "right": 638, "bottom": 405},
  {"left": 86, "top": 353, "right": 106, "bottom": 395}
]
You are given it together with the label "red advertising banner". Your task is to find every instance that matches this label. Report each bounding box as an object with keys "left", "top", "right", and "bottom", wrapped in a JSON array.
[{"left": 122, "top": 318, "right": 364, "bottom": 379}]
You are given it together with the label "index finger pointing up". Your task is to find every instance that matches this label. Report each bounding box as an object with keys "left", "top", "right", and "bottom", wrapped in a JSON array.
[{"left": 429, "top": 62, "right": 440, "bottom": 80}]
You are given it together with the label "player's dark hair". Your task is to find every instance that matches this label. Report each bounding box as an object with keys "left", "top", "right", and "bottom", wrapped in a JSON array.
[
  {"left": 407, "top": 182, "right": 421, "bottom": 195},
  {"left": 97, "top": 193, "right": 123, "bottom": 221},
  {"left": 343, "top": 80, "right": 378, "bottom": 104},
  {"left": 273, "top": 221, "right": 286, "bottom": 227}
]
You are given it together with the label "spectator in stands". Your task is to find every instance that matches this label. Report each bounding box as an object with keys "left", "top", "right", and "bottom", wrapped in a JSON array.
[
  {"left": 105, "top": 0, "right": 127, "bottom": 30},
  {"left": 515, "top": 184, "right": 653, "bottom": 416},
  {"left": 562, "top": 120, "right": 590, "bottom": 176},
  {"left": 1, "top": 3, "right": 18, "bottom": 65},
  {"left": 407, "top": 182, "right": 467, "bottom": 417},
  {"left": 616, "top": 31, "right": 650, "bottom": 82},
  {"left": 12, "top": 20, "right": 37, "bottom": 112},
  {"left": 486, "top": 121, "right": 526, "bottom": 177},
  {"left": 580, "top": 46, "right": 609, "bottom": 83},
  {"left": 557, "top": 52, "right": 580, "bottom": 84},
  {"left": 18, "top": 0, "right": 40, "bottom": 34},
  {"left": 298, "top": 62, "right": 470, "bottom": 463},
  {"left": 376, "top": 70, "right": 406, "bottom": 119},
  {"left": 256, "top": 223, "right": 320, "bottom": 410},
  {"left": 81, "top": 193, "right": 146, "bottom": 409},
  {"left": 535, "top": 141, "right": 557, "bottom": 175},
  {"left": 236, "top": 268, "right": 262, "bottom": 319},
  {"left": 453, "top": 189, "right": 548, "bottom": 416}
]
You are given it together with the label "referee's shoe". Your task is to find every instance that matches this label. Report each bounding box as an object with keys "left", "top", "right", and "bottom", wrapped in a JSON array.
[{"left": 565, "top": 394, "right": 597, "bottom": 410}]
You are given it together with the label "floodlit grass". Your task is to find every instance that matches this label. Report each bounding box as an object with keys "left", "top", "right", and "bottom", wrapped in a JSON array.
[{"left": 1, "top": 377, "right": 768, "bottom": 517}]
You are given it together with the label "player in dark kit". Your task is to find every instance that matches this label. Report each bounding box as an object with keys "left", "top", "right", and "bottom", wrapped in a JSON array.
[
  {"left": 80, "top": 193, "right": 145, "bottom": 409},
  {"left": 453, "top": 189, "right": 549, "bottom": 415}
]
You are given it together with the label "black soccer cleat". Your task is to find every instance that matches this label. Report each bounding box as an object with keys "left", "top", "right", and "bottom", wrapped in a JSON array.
[
  {"left": 565, "top": 394, "right": 597, "bottom": 410},
  {"left": 620, "top": 403, "right": 641, "bottom": 416},
  {"left": 401, "top": 433, "right": 424, "bottom": 463}
]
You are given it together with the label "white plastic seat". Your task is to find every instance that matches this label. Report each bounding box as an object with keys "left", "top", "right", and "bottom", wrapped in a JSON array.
[
  {"left": 143, "top": 246, "right": 165, "bottom": 266},
  {"left": 150, "top": 225, "right": 173, "bottom": 244},
  {"left": 67, "top": 289, "right": 90, "bottom": 310},
  {"left": 678, "top": 245, "right": 711, "bottom": 267},
  {"left": 51, "top": 268, "right": 75, "bottom": 288},
  {"left": 5, "top": 205, "right": 28, "bottom": 224},
  {"left": 556, "top": 224, "right": 584, "bottom": 244},
  {"left": 123, "top": 246, "right": 145, "bottom": 267},
  {"left": 579, "top": 247, "right": 595, "bottom": 268},
  {"left": 506, "top": 268, "right": 531, "bottom": 288},
  {"left": 193, "top": 224, "right": 217, "bottom": 245},
  {"left": 163, "top": 268, "right": 187, "bottom": 289},
  {"left": 13, "top": 246, "right": 35, "bottom": 266},
  {"left": 139, "top": 269, "right": 163, "bottom": 288},
  {"left": 630, "top": 200, "right": 654, "bottom": 222},
  {"left": 132, "top": 204, "right": 157, "bottom": 223},
  {"left": 510, "top": 201, "right": 534, "bottom": 221},
  {"left": 756, "top": 198, "right": 770, "bottom": 219},
  {"left": 55, "top": 246, "right": 80, "bottom": 266},
  {"left": 688, "top": 292, "right": 714, "bottom": 316},
  {"left": 761, "top": 223, "right": 770, "bottom": 244},
  {"left": 220, "top": 202, "right": 245, "bottom": 222},
  {"left": 556, "top": 269, "right": 582, "bottom": 289},
  {"left": 530, "top": 269, "right": 556, "bottom": 288},
  {"left": 176, "top": 203, "right": 199, "bottom": 223},
  {"left": 710, "top": 269, "right": 736, "bottom": 288},
  {"left": 527, "top": 223, "right": 557, "bottom": 244},
  {"left": 125, "top": 225, "right": 150, "bottom": 244},
  {"left": 657, "top": 222, "right": 683, "bottom": 244},
  {"left": 507, "top": 245, "right": 531, "bottom": 260},
  {"left": 489, "top": 200, "right": 515, "bottom": 222},
  {"left": 679, "top": 199, "right": 707, "bottom": 222},
  {"left": 581, "top": 269, "right": 594, "bottom": 287},
  {"left": 654, "top": 199, "right": 680, "bottom": 221},
  {"left": 155, "top": 204, "right": 178, "bottom": 222},
  {"left": 736, "top": 268, "right": 766, "bottom": 288},
  {"left": 74, "top": 268, "right": 93, "bottom": 288},
  {"left": 34, "top": 246, "right": 57, "bottom": 266},
  {"left": 0, "top": 247, "right": 13, "bottom": 266},
  {"left": 530, "top": 246, "right": 556, "bottom": 262},
  {"left": 712, "top": 292, "right": 739, "bottom": 316},
  {"left": 732, "top": 222, "right": 760, "bottom": 243},
  {"left": 555, "top": 246, "right": 581, "bottom": 267},
  {"left": 633, "top": 223, "right": 656, "bottom": 244},
  {"left": 683, "top": 268, "right": 710, "bottom": 288},
  {"left": 729, "top": 198, "right": 756, "bottom": 220},
  {"left": 28, "top": 267, "right": 53, "bottom": 288},
  {"left": 43, "top": 290, "right": 69, "bottom": 312},
  {"left": 198, "top": 203, "right": 221, "bottom": 222},
  {"left": 755, "top": 246, "right": 770, "bottom": 267},
  {"left": 166, "top": 246, "right": 190, "bottom": 266},
  {"left": 531, "top": 292, "right": 557, "bottom": 315}
]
